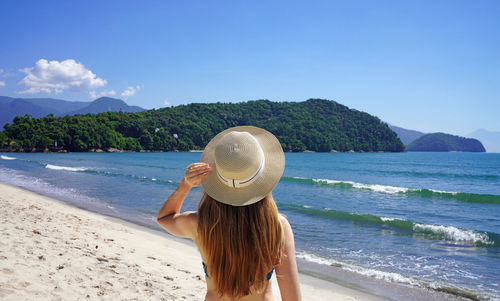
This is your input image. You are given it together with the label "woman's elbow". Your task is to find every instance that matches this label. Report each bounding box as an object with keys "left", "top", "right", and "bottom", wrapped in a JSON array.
[
  {"left": 157, "top": 214, "right": 173, "bottom": 230},
  {"left": 157, "top": 214, "right": 165, "bottom": 223}
]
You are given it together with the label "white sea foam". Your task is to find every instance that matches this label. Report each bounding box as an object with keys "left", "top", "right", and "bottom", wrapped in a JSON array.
[
  {"left": 380, "top": 216, "right": 405, "bottom": 222},
  {"left": 312, "top": 178, "right": 342, "bottom": 184},
  {"left": 296, "top": 251, "right": 421, "bottom": 286},
  {"left": 293, "top": 177, "right": 472, "bottom": 200},
  {"left": 342, "top": 265, "right": 421, "bottom": 286},
  {"left": 1, "top": 155, "right": 16, "bottom": 160},
  {"left": 45, "top": 164, "right": 87, "bottom": 172},
  {"left": 311, "top": 178, "right": 409, "bottom": 194},
  {"left": 296, "top": 251, "right": 338, "bottom": 266},
  {"left": 352, "top": 182, "right": 408, "bottom": 194},
  {"left": 0, "top": 167, "right": 95, "bottom": 204},
  {"left": 413, "top": 224, "right": 492, "bottom": 245},
  {"left": 428, "top": 188, "right": 458, "bottom": 195}
]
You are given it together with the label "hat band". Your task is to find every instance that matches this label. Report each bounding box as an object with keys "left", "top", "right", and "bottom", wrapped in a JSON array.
[{"left": 216, "top": 158, "right": 265, "bottom": 188}]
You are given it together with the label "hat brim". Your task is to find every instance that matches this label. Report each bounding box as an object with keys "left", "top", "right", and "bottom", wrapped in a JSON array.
[{"left": 200, "top": 126, "right": 285, "bottom": 206}]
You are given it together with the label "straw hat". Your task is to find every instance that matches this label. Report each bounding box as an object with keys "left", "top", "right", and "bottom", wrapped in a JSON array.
[{"left": 200, "top": 126, "right": 285, "bottom": 206}]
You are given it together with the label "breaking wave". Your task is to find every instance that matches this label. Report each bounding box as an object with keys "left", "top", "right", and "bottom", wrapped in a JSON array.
[
  {"left": 42, "top": 163, "right": 178, "bottom": 186},
  {"left": 45, "top": 164, "right": 88, "bottom": 172},
  {"left": 282, "top": 176, "right": 500, "bottom": 204},
  {"left": 279, "top": 204, "right": 499, "bottom": 247}
]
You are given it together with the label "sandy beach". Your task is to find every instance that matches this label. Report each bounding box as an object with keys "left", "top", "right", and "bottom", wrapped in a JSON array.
[{"left": 0, "top": 182, "right": 386, "bottom": 301}]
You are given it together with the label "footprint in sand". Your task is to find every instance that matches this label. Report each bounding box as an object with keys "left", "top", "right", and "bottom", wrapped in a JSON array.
[{"left": 96, "top": 257, "right": 109, "bottom": 262}]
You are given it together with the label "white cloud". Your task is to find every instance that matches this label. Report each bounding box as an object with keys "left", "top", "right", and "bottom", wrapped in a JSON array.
[
  {"left": 18, "top": 59, "right": 107, "bottom": 94},
  {"left": 89, "top": 90, "right": 116, "bottom": 99},
  {"left": 0, "top": 81, "right": 5, "bottom": 87},
  {"left": 163, "top": 101, "right": 171, "bottom": 107},
  {"left": 0, "top": 69, "right": 3, "bottom": 74},
  {"left": 121, "top": 85, "right": 142, "bottom": 100}
]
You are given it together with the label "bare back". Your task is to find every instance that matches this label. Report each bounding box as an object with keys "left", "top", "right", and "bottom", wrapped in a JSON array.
[{"left": 192, "top": 214, "right": 300, "bottom": 301}]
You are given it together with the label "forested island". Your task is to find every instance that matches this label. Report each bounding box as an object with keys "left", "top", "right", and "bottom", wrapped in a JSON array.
[
  {"left": 0, "top": 99, "right": 404, "bottom": 153},
  {"left": 406, "top": 133, "right": 485, "bottom": 152}
]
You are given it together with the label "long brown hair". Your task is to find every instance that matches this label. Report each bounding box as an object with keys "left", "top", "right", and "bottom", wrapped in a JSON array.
[{"left": 197, "top": 193, "right": 284, "bottom": 298}]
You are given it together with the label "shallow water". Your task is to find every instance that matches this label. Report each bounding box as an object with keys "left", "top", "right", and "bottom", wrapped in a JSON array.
[{"left": 1, "top": 152, "right": 499, "bottom": 300}]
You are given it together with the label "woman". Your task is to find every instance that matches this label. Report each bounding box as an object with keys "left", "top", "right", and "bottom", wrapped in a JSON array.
[{"left": 157, "top": 126, "right": 301, "bottom": 301}]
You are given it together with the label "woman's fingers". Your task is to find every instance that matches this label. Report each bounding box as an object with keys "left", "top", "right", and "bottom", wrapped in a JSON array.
[
  {"left": 184, "top": 163, "right": 212, "bottom": 187},
  {"left": 186, "top": 163, "right": 210, "bottom": 172},
  {"left": 199, "top": 171, "right": 211, "bottom": 180},
  {"left": 187, "top": 167, "right": 211, "bottom": 178},
  {"left": 189, "top": 162, "right": 209, "bottom": 167},
  {"left": 186, "top": 165, "right": 211, "bottom": 176}
]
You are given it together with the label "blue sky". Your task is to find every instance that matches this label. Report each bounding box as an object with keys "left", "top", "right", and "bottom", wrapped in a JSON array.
[{"left": 0, "top": 0, "right": 498, "bottom": 135}]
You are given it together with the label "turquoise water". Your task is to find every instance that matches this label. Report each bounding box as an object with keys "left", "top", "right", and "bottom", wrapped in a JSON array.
[{"left": 1, "top": 152, "right": 499, "bottom": 300}]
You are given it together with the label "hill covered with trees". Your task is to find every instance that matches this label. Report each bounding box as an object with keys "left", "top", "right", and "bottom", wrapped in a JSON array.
[
  {"left": 407, "top": 133, "right": 485, "bottom": 152},
  {"left": 0, "top": 99, "right": 404, "bottom": 153}
]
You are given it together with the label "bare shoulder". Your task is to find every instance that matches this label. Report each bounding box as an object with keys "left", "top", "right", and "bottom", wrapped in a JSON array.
[
  {"left": 183, "top": 210, "right": 198, "bottom": 225},
  {"left": 181, "top": 211, "right": 198, "bottom": 238},
  {"left": 278, "top": 214, "right": 295, "bottom": 246},
  {"left": 279, "top": 214, "right": 292, "bottom": 232}
]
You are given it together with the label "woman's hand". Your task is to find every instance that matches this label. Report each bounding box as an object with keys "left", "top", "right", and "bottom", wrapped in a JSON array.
[{"left": 183, "top": 163, "right": 212, "bottom": 187}]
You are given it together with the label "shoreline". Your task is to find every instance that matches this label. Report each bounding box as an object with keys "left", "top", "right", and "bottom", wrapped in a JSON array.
[
  {"left": 0, "top": 181, "right": 388, "bottom": 301},
  {"left": 3, "top": 149, "right": 495, "bottom": 154},
  {"left": 0, "top": 149, "right": 404, "bottom": 153}
]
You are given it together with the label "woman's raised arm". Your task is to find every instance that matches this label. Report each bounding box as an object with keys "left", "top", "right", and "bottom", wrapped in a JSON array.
[{"left": 157, "top": 162, "right": 211, "bottom": 239}]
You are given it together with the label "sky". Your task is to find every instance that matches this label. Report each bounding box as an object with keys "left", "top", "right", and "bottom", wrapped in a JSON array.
[{"left": 0, "top": 0, "right": 499, "bottom": 136}]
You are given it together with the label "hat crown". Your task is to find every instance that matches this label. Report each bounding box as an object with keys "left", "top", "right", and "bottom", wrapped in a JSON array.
[{"left": 214, "top": 131, "right": 264, "bottom": 180}]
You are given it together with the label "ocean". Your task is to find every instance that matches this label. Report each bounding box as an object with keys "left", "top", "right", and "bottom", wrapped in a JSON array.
[{"left": 1, "top": 152, "right": 499, "bottom": 300}]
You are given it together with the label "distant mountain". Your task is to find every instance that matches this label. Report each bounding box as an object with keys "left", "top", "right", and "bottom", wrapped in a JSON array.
[
  {"left": 66, "top": 97, "right": 144, "bottom": 115},
  {"left": 0, "top": 96, "right": 88, "bottom": 114},
  {"left": 0, "top": 99, "right": 55, "bottom": 128},
  {"left": 467, "top": 129, "right": 500, "bottom": 153},
  {"left": 0, "top": 96, "right": 15, "bottom": 104},
  {"left": 0, "top": 96, "right": 145, "bottom": 129},
  {"left": 23, "top": 98, "right": 89, "bottom": 114},
  {"left": 388, "top": 124, "right": 425, "bottom": 145},
  {"left": 407, "top": 133, "right": 485, "bottom": 152}
]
